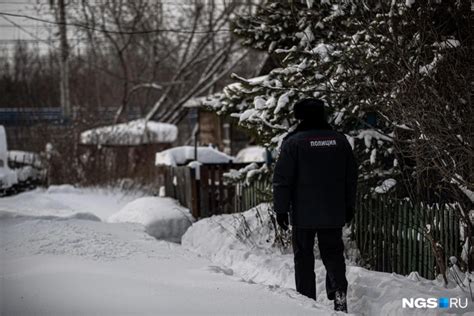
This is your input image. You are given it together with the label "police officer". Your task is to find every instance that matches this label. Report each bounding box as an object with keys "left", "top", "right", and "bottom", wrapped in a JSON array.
[{"left": 272, "top": 98, "right": 358, "bottom": 313}]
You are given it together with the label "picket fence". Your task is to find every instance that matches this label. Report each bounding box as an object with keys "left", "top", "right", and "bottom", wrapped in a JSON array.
[
  {"left": 352, "top": 194, "right": 462, "bottom": 279},
  {"left": 163, "top": 164, "right": 462, "bottom": 279},
  {"left": 162, "top": 163, "right": 268, "bottom": 218}
]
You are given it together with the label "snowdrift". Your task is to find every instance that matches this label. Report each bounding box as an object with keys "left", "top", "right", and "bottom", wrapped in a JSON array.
[
  {"left": 0, "top": 210, "right": 101, "bottom": 222},
  {"left": 0, "top": 185, "right": 144, "bottom": 221},
  {"left": 109, "top": 197, "right": 194, "bottom": 242},
  {"left": 183, "top": 205, "right": 473, "bottom": 315},
  {"left": 183, "top": 204, "right": 359, "bottom": 291}
]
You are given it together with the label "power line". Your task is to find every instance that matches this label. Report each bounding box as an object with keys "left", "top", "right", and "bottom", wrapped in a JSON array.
[
  {"left": 0, "top": 1, "right": 36, "bottom": 5},
  {"left": 0, "top": 14, "right": 51, "bottom": 44},
  {"left": 0, "top": 11, "right": 233, "bottom": 34},
  {"left": 0, "top": 24, "right": 56, "bottom": 27},
  {"left": 0, "top": 1, "right": 254, "bottom": 6}
]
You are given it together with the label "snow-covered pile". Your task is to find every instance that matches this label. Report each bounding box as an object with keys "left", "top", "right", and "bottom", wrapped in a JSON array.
[
  {"left": 109, "top": 197, "right": 194, "bottom": 242},
  {"left": 183, "top": 205, "right": 473, "bottom": 315},
  {"left": 15, "top": 165, "right": 41, "bottom": 182},
  {"left": 235, "top": 146, "right": 267, "bottom": 163},
  {"left": 155, "top": 146, "right": 233, "bottom": 166},
  {"left": 183, "top": 205, "right": 359, "bottom": 288},
  {"left": 46, "top": 184, "right": 79, "bottom": 194},
  {"left": 7, "top": 150, "right": 44, "bottom": 183},
  {"left": 0, "top": 167, "right": 17, "bottom": 189},
  {"left": 0, "top": 185, "right": 143, "bottom": 220},
  {"left": 80, "top": 119, "right": 178, "bottom": 146},
  {"left": 0, "top": 186, "right": 193, "bottom": 242},
  {"left": 8, "top": 150, "right": 42, "bottom": 167}
]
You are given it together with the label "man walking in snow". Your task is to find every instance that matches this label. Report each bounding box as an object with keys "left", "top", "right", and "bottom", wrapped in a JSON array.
[{"left": 272, "top": 98, "right": 358, "bottom": 313}]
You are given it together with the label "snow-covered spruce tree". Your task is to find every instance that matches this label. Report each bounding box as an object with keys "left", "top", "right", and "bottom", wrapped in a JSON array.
[
  {"left": 206, "top": 1, "right": 397, "bottom": 190},
  {"left": 206, "top": 0, "right": 473, "bottom": 275}
]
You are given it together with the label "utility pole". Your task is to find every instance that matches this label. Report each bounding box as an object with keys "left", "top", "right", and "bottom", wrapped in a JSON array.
[{"left": 57, "top": 0, "right": 71, "bottom": 121}]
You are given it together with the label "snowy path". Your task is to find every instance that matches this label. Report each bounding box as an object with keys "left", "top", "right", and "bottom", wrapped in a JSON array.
[
  {"left": 0, "top": 188, "right": 328, "bottom": 315},
  {"left": 3, "top": 186, "right": 472, "bottom": 315},
  {"left": 183, "top": 205, "right": 474, "bottom": 315}
]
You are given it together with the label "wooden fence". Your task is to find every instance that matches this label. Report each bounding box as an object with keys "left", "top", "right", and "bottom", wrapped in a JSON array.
[
  {"left": 163, "top": 164, "right": 463, "bottom": 279},
  {"left": 163, "top": 163, "right": 268, "bottom": 218},
  {"left": 352, "top": 194, "right": 462, "bottom": 279}
]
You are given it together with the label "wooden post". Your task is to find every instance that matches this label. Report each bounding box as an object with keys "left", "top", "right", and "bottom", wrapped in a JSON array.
[
  {"left": 190, "top": 168, "right": 201, "bottom": 219},
  {"left": 408, "top": 201, "right": 412, "bottom": 274},
  {"left": 368, "top": 197, "right": 373, "bottom": 267},
  {"left": 422, "top": 204, "right": 427, "bottom": 278},
  {"left": 388, "top": 198, "right": 394, "bottom": 273},
  {"left": 395, "top": 200, "right": 399, "bottom": 274},
  {"left": 403, "top": 203, "right": 410, "bottom": 274},
  {"left": 418, "top": 207, "right": 424, "bottom": 276},
  {"left": 362, "top": 195, "right": 368, "bottom": 261},
  {"left": 209, "top": 165, "right": 216, "bottom": 215},
  {"left": 57, "top": 0, "right": 71, "bottom": 120},
  {"left": 200, "top": 166, "right": 209, "bottom": 218},
  {"left": 218, "top": 165, "right": 224, "bottom": 214}
]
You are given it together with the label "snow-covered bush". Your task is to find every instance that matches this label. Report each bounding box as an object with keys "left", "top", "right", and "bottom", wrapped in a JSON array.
[
  {"left": 205, "top": 0, "right": 473, "bottom": 277},
  {"left": 208, "top": 1, "right": 471, "bottom": 193}
]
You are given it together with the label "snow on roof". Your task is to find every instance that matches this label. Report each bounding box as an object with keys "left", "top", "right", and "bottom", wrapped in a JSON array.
[
  {"left": 235, "top": 146, "right": 267, "bottom": 163},
  {"left": 155, "top": 146, "right": 234, "bottom": 166},
  {"left": 183, "top": 97, "right": 208, "bottom": 108},
  {"left": 80, "top": 119, "right": 178, "bottom": 146}
]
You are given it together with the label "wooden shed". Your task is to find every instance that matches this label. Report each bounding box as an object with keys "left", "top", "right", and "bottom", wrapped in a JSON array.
[{"left": 78, "top": 119, "right": 178, "bottom": 184}]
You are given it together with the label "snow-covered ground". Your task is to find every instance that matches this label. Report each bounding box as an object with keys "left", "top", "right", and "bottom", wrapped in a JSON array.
[
  {"left": 1, "top": 186, "right": 473, "bottom": 315},
  {"left": 0, "top": 185, "right": 144, "bottom": 221},
  {"left": 183, "top": 205, "right": 474, "bottom": 315},
  {"left": 0, "top": 186, "right": 327, "bottom": 315}
]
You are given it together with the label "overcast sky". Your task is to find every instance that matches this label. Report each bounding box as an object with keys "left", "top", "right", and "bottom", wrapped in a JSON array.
[
  {"left": 0, "top": 0, "right": 55, "bottom": 54},
  {"left": 0, "top": 0, "right": 235, "bottom": 56}
]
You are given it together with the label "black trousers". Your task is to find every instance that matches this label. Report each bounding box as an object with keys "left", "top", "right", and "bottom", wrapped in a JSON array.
[{"left": 292, "top": 227, "right": 348, "bottom": 300}]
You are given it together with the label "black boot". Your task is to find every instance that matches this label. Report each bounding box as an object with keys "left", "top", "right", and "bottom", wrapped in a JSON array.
[{"left": 334, "top": 291, "right": 347, "bottom": 313}]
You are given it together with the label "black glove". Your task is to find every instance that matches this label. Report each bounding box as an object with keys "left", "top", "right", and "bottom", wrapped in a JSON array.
[
  {"left": 276, "top": 213, "right": 289, "bottom": 231},
  {"left": 345, "top": 206, "right": 355, "bottom": 224}
]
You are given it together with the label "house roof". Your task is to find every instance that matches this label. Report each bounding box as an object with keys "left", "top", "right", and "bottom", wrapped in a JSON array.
[{"left": 80, "top": 119, "right": 178, "bottom": 146}]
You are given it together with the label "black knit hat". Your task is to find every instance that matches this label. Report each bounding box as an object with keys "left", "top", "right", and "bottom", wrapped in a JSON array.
[{"left": 294, "top": 98, "right": 326, "bottom": 121}]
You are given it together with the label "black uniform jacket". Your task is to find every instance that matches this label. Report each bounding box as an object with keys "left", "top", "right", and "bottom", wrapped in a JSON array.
[{"left": 273, "top": 127, "right": 357, "bottom": 229}]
